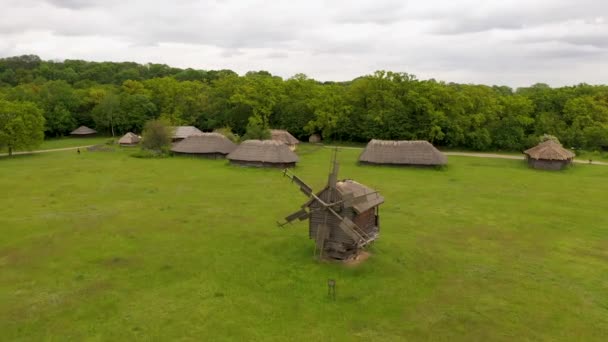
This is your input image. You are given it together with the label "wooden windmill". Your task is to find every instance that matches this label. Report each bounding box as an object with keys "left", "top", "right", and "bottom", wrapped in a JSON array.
[{"left": 279, "top": 150, "right": 384, "bottom": 260}]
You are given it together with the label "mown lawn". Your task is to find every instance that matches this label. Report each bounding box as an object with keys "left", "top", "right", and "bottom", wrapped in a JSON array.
[{"left": 1, "top": 146, "right": 607, "bottom": 341}]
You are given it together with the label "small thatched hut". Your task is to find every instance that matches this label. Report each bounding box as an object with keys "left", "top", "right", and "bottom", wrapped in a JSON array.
[
  {"left": 524, "top": 140, "right": 575, "bottom": 170},
  {"left": 118, "top": 132, "right": 141, "bottom": 146},
  {"left": 70, "top": 126, "right": 97, "bottom": 137},
  {"left": 270, "top": 129, "right": 299, "bottom": 151},
  {"left": 227, "top": 140, "right": 298, "bottom": 168},
  {"left": 359, "top": 140, "right": 447, "bottom": 167},
  {"left": 172, "top": 126, "right": 203, "bottom": 142},
  {"left": 309, "top": 134, "right": 321, "bottom": 143},
  {"left": 170, "top": 133, "right": 237, "bottom": 159}
]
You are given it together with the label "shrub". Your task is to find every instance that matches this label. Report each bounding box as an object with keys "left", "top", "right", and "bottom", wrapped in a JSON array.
[
  {"left": 214, "top": 127, "right": 239, "bottom": 143},
  {"left": 142, "top": 119, "right": 171, "bottom": 151},
  {"left": 242, "top": 114, "right": 270, "bottom": 140},
  {"left": 539, "top": 134, "right": 560, "bottom": 144}
]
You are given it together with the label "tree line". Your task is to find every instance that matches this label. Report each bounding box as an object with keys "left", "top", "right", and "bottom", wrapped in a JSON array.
[{"left": 1, "top": 54, "right": 608, "bottom": 153}]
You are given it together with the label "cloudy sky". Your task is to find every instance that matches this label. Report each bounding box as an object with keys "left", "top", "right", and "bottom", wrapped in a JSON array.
[{"left": 1, "top": 0, "right": 607, "bottom": 87}]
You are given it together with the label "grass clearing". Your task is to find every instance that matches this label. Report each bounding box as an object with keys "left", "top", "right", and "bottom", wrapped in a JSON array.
[
  {"left": 1, "top": 145, "right": 607, "bottom": 340},
  {"left": 14, "top": 136, "right": 113, "bottom": 152}
]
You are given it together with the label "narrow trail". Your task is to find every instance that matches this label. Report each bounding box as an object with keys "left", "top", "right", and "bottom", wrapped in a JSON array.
[
  {"left": 323, "top": 145, "right": 608, "bottom": 166},
  {"left": 0, "top": 145, "right": 95, "bottom": 157}
]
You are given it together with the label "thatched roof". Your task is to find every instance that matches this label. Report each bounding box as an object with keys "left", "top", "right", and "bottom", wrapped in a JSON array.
[
  {"left": 359, "top": 140, "right": 447, "bottom": 166},
  {"left": 227, "top": 140, "right": 298, "bottom": 163},
  {"left": 524, "top": 140, "right": 575, "bottom": 160},
  {"left": 172, "top": 126, "right": 203, "bottom": 139},
  {"left": 271, "top": 129, "right": 299, "bottom": 145},
  {"left": 118, "top": 132, "right": 140, "bottom": 144},
  {"left": 309, "top": 134, "right": 321, "bottom": 143},
  {"left": 171, "top": 133, "right": 237, "bottom": 154},
  {"left": 70, "top": 126, "right": 97, "bottom": 135}
]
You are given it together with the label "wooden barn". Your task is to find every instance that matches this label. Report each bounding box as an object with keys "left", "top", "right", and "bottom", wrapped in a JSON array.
[
  {"left": 524, "top": 140, "right": 575, "bottom": 170},
  {"left": 359, "top": 139, "right": 447, "bottom": 167},
  {"left": 70, "top": 126, "right": 97, "bottom": 137},
  {"left": 227, "top": 140, "right": 298, "bottom": 168},
  {"left": 280, "top": 151, "right": 384, "bottom": 260},
  {"left": 170, "top": 133, "right": 237, "bottom": 159},
  {"left": 118, "top": 132, "right": 141, "bottom": 146},
  {"left": 270, "top": 129, "right": 299, "bottom": 151},
  {"left": 171, "top": 126, "right": 203, "bottom": 142}
]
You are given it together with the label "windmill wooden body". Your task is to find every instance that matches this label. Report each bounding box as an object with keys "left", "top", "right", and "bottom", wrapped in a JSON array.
[{"left": 280, "top": 151, "right": 384, "bottom": 260}]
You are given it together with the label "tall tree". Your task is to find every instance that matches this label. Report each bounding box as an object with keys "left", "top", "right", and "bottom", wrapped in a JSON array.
[{"left": 0, "top": 99, "right": 45, "bottom": 156}]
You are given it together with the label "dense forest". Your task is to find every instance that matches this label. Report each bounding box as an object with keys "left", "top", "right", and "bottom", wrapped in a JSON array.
[{"left": 1, "top": 54, "right": 607, "bottom": 151}]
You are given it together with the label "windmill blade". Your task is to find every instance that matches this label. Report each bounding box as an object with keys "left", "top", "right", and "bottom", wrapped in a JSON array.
[
  {"left": 338, "top": 217, "right": 366, "bottom": 242},
  {"left": 328, "top": 149, "right": 340, "bottom": 189},
  {"left": 315, "top": 224, "right": 330, "bottom": 258},
  {"left": 292, "top": 175, "right": 313, "bottom": 196},
  {"left": 325, "top": 205, "right": 376, "bottom": 247},
  {"left": 278, "top": 208, "right": 309, "bottom": 227}
]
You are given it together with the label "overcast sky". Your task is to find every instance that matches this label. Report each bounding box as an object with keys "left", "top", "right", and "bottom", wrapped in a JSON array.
[{"left": 1, "top": 0, "right": 607, "bottom": 87}]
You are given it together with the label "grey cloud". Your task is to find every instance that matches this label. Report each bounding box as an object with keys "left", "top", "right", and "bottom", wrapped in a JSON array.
[
  {"left": 44, "top": 0, "right": 121, "bottom": 9},
  {"left": 332, "top": 0, "right": 406, "bottom": 25},
  {"left": 2, "top": 0, "right": 608, "bottom": 87},
  {"left": 266, "top": 52, "right": 288, "bottom": 59}
]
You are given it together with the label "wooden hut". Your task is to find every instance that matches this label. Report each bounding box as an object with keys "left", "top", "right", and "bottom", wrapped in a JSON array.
[
  {"left": 70, "top": 126, "right": 97, "bottom": 137},
  {"left": 308, "top": 134, "right": 321, "bottom": 143},
  {"left": 227, "top": 140, "right": 298, "bottom": 168},
  {"left": 359, "top": 140, "right": 447, "bottom": 167},
  {"left": 524, "top": 140, "right": 575, "bottom": 170},
  {"left": 270, "top": 129, "right": 299, "bottom": 151},
  {"left": 171, "top": 126, "right": 203, "bottom": 142},
  {"left": 280, "top": 151, "right": 384, "bottom": 260},
  {"left": 118, "top": 132, "right": 141, "bottom": 146},
  {"left": 170, "top": 133, "right": 237, "bottom": 159}
]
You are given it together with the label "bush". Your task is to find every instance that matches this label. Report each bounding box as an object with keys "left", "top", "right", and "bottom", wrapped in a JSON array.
[
  {"left": 242, "top": 114, "right": 270, "bottom": 140},
  {"left": 213, "top": 127, "right": 239, "bottom": 143},
  {"left": 142, "top": 119, "right": 171, "bottom": 151},
  {"left": 539, "top": 134, "right": 560, "bottom": 144}
]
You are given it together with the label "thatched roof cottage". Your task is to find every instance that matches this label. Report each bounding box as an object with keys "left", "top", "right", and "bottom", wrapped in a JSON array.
[
  {"left": 118, "top": 132, "right": 141, "bottom": 146},
  {"left": 524, "top": 140, "right": 575, "bottom": 170},
  {"left": 171, "top": 133, "right": 237, "bottom": 159},
  {"left": 308, "top": 134, "right": 321, "bottom": 143},
  {"left": 70, "top": 126, "right": 97, "bottom": 137},
  {"left": 171, "top": 126, "right": 203, "bottom": 142},
  {"left": 227, "top": 140, "right": 298, "bottom": 168},
  {"left": 359, "top": 140, "right": 447, "bottom": 166},
  {"left": 270, "top": 129, "right": 299, "bottom": 151}
]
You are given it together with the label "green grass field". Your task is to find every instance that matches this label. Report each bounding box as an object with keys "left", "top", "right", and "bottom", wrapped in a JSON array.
[{"left": 1, "top": 145, "right": 607, "bottom": 340}]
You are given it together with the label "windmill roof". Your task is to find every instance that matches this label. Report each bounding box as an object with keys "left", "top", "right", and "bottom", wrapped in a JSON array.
[
  {"left": 307, "top": 179, "right": 384, "bottom": 214},
  {"left": 270, "top": 129, "right": 299, "bottom": 145},
  {"left": 524, "top": 140, "right": 575, "bottom": 160},
  {"left": 170, "top": 133, "right": 237, "bottom": 154},
  {"left": 336, "top": 180, "right": 384, "bottom": 213},
  {"left": 118, "top": 132, "right": 140, "bottom": 144},
  {"left": 359, "top": 139, "right": 447, "bottom": 166},
  {"left": 227, "top": 139, "right": 298, "bottom": 163},
  {"left": 70, "top": 126, "right": 97, "bottom": 135},
  {"left": 172, "top": 126, "right": 204, "bottom": 139}
]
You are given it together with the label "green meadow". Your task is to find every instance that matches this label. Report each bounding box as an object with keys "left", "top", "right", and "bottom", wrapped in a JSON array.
[{"left": 1, "top": 144, "right": 607, "bottom": 341}]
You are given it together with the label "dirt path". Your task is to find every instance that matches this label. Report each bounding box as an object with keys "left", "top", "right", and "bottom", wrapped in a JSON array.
[
  {"left": 323, "top": 145, "right": 608, "bottom": 166},
  {"left": 0, "top": 145, "right": 95, "bottom": 157}
]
